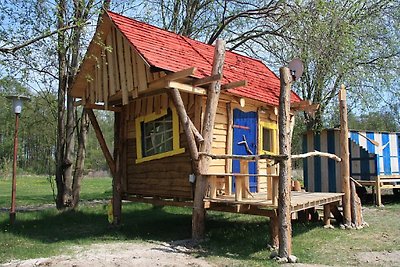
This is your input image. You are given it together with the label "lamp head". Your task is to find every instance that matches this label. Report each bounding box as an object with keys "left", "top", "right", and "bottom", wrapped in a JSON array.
[{"left": 6, "top": 95, "right": 31, "bottom": 114}]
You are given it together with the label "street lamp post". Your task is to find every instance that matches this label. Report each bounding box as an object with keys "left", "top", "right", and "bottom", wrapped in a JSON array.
[{"left": 6, "top": 95, "right": 30, "bottom": 225}]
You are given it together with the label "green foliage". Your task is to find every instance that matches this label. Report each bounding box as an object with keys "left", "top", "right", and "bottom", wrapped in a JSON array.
[
  {"left": 277, "top": 0, "right": 400, "bottom": 130},
  {"left": 0, "top": 78, "right": 57, "bottom": 175}
]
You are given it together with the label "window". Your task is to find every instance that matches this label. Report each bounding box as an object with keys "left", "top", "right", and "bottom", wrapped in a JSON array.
[
  {"left": 260, "top": 121, "right": 277, "bottom": 154},
  {"left": 135, "top": 107, "right": 184, "bottom": 163}
]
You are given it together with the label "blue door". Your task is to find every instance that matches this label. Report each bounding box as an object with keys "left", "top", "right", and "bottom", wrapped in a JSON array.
[{"left": 232, "top": 109, "right": 258, "bottom": 192}]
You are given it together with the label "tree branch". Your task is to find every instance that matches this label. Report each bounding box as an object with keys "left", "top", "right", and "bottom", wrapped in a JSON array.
[{"left": 0, "top": 23, "right": 90, "bottom": 54}]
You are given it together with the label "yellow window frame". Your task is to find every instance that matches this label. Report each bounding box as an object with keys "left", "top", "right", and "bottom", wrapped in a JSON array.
[
  {"left": 259, "top": 121, "right": 278, "bottom": 155},
  {"left": 135, "top": 105, "right": 184, "bottom": 163}
]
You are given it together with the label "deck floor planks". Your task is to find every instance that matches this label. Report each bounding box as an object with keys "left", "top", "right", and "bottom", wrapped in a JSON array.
[{"left": 204, "top": 191, "right": 343, "bottom": 213}]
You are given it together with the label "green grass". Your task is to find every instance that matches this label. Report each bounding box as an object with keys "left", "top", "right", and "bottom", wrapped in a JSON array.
[
  {"left": 0, "top": 175, "right": 112, "bottom": 207},
  {"left": 0, "top": 175, "right": 400, "bottom": 266}
]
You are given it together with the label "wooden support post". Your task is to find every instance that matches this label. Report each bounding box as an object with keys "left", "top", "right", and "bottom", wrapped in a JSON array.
[
  {"left": 112, "top": 111, "right": 122, "bottom": 225},
  {"left": 192, "top": 39, "right": 226, "bottom": 240},
  {"left": 270, "top": 215, "right": 279, "bottom": 248},
  {"left": 339, "top": 85, "right": 351, "bottom": 225},
  {"left": 225, "top": 102, "right": 233, "bottom": 195},
  {"left": 323, "top": 203, "right": 331, "bottom": 226},
  {"left": 272, "top": 176, "right": 279, "bottom": 206},
  {"left": 87, "top": 109, "right": 116, "bottom": 177},
  {"left": 209, "top": 175, "right": 217, "bottom": 199},
  {"left": 240, "top": 159, "right": 249, "bottom": 199},
  {"left": 330, "top": 203, "right": 343, "bottom": 224},
  {"left": 169, "top": 88, "right": 199, "bottom": 163},
  {"left": 375, "top": 175, "right": 382, "bottom": 206},
  {"left": 350, "top": 180, "right": 357, "bottom": 226},
  {"left": 235, "top": 176, "right": 243, "bottom": 201},
  {"left": 278, "top": 67, "right": 292, "bottom": 258}
]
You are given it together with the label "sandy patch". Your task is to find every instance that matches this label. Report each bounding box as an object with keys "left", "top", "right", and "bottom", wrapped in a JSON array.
[
  {"left": 356, "top": 251, "right": 400, "bottom": 266},
  {"left": 1, "top": 241, "right": 213, "bottom": 267}
]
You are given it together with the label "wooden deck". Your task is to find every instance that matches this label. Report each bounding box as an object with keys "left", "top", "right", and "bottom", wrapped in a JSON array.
[{"left": 204, "top": 191, "right": 344, "bottom": 216}]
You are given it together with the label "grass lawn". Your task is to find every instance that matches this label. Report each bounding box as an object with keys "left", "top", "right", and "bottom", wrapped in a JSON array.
[{"left": 1, "top": 175, "right": 399, "bottom": 266}]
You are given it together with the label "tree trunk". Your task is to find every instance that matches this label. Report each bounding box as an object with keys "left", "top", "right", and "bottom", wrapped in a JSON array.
[
  {"left": 71, "top": 109, "right": 90, "bottom": 208},
  {"left": 55, "top": 0, "right": 67, "bottom": 209},
  {"left": 55, "top": 0, "right": 96, "bottom": 210},
  {"left": 278, "top": 67, "right": 292, "bottom": 259},
  {"left": 192, "top": 39, "right": 226, "bottom": 240}
]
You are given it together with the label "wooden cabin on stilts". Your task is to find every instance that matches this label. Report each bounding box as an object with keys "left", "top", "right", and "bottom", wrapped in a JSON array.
[{"left": 70, "top": 11, "right": 345, "bottom": 260}]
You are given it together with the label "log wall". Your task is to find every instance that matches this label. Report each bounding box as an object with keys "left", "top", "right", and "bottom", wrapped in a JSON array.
[{"left": 123, "top": 92, "right": 200, "bottom": 199}]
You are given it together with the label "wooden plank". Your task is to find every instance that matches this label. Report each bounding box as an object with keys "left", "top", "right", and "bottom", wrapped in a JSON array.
[
  {"left": 221, "top": 80, "right": 247, "bottom": 90},
  {"left": 131, "top": 47, "right": 139, "bottom": 96},
  {"left": 140, "top": 97, "right": 146, "bottom": 116},
  {"left": 134, "top": 99, "right": 141, "bottom": 118},
  {"left": 193, "top": 73, "right": 222, "bottom": 86},
  {"left": 123, "top": 39, "right": 134, "bottom": 92},
  {"left": 102, "top": 54, "right": 109, "bottom": 108},
  {"left": 136, "top": 53, "right": 148, "bottom": 92},
  {"left": 111, "top": 27, "right": 121, "bottom": 95},
  {"left": 146, "top": 96, "right": 153, "bottom": 115},
  {"left": 84, "top": 103, "right": 121, "bottom": 112},
  {"left": 89, "top": 80, "right": 95, "bottom": 104},
  {"left": 105, "top": 34, "right": 116, "bottom": 96},
  {"left": 148, "top": 67, "right": 196, "bottom": 90},
  {"left": 168, "top": 81, "right": 206, "bottom": 95},
  {"left": 161, "top": 94, "right": 169, "bottom": 110},
  {"left": 154, "top": 94, "right": 161, "bottom": 114},
  {"left": 116, "top": 30, "right": 128, "bottom": 105}
]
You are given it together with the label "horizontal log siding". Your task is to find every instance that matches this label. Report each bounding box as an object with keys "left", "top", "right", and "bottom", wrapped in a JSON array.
[{"left": 124, "top": 92, "right": 198, "bottom": 199}]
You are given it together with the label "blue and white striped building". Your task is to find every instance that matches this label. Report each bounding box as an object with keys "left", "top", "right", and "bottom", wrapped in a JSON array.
[{"left": 303, "top": 129, "right": 400, "bottom": 193}]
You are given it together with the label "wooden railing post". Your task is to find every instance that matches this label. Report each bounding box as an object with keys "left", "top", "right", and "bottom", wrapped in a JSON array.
[
  {"left": 192, "top": 39, "right": 226, "bottom": 240},
  {"left": 339, "top": 85, "right": 351, "bottom": 225},
  {"left": 278, "top": 67, "right": 292, "bottom": 259}
]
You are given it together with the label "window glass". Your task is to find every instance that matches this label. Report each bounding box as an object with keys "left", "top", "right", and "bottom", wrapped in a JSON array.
[
  {"left": 263, "top": 127, "right": 272, "bottom": 152},
  {"left": 142, "top": 109, "right": 173, "bottom": 157}
]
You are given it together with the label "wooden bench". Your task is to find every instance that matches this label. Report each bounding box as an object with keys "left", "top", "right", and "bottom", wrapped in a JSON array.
[{"left": 358, "top": 175, "right": 400, "bottom": 206}]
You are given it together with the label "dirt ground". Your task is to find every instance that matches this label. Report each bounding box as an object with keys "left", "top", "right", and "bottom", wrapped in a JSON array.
[
  {"left": 1, "top": 241, "right": 213, "bottom": 267},
  {"left": 3, "top": 240, "right": 400, "bottom": 267}
]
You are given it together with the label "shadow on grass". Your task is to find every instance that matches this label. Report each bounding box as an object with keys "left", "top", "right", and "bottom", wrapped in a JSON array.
[{"left": 0, "top": 202, "right": 324, "bottom": 263}]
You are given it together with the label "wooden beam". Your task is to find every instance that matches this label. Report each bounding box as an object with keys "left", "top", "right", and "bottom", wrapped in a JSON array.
[
  {"left": 147, "top": 67, "right": 196, "bottom": 90},
  {"left": 168, "top": 81, "right": 206, "bottom": 95},
  {"left": 291, "top": 150, "right": 341, "bottom": 162},
  {"left": 112, "top": 111, "right": 122, "bottom": 225},
  {"left": 84, "top": 103, "right": 121, "bottom": 112},
  {"left": 278, "top": 67, "right": 292, "bottom": 259},
  {"left": 221, "top": 80, "right": 247, "bottom": 90},
  {"left": 189, "top": 119, "right": 204, "bottom": 143},
  {"left": 169, "top": 88, "right": 199, "bottom": 164},
  {"left": 165, "top": 67, "right": 196, "bottom": 81},
  {"left": 87, "top": 109, "right": 116, "bottom": 177},
  {"left": 192, "top": 39, "right": 226, "bottom": 241},
  {"left": 290, "top": 100, "right": 311, "bottom": 109},
  {"left": 147, "top": 80, "right": 207, "bottom": 96},
  {"left": 339, "top": 84, "right": 351, "bottom": 224},
  {"left": 198, "top": 152, "right": 287, "bottom": 161},
  {"left": 192, "top": 73, "right": 222, "bottom": 86}
]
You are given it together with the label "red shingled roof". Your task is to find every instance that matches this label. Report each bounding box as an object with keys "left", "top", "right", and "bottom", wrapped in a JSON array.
[{"left": 107, "top": 11, "right": 301, "bottom": 106}]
